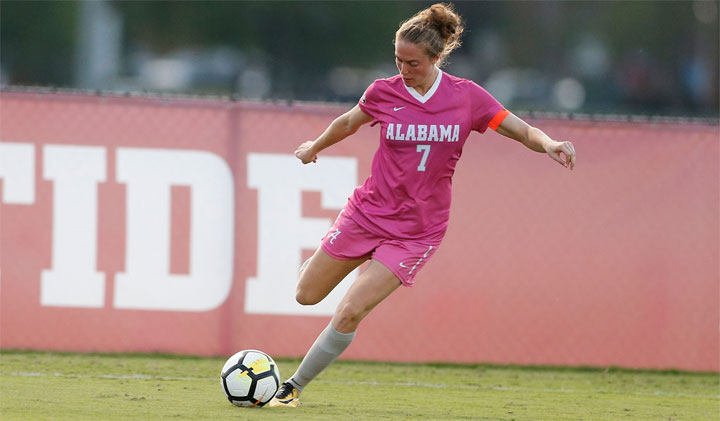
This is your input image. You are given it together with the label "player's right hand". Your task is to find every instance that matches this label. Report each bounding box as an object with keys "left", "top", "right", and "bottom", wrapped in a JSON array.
[{"left": 295, "top": 141, "right": 318, "bottom": 164}]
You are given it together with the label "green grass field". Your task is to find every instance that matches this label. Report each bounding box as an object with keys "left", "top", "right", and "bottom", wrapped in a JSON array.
[{"left": 1, "top": 350, "right": 717, "bottom": 420}]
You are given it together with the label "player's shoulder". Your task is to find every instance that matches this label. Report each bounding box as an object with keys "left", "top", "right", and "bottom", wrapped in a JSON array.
[
  {"left": 441, "top": 71, "right": 498, "bottom": 104},
  {"left": 368, "top": 74, "right": 404, "bottom": 90},
  {"left": 442, "top": 71, "right": 482, "bottom": 91},
  {"left": 363, "top": 75, "right": 404, "bottom": 103}
]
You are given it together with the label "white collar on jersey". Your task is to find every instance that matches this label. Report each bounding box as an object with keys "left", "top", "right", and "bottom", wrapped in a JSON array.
[{"left": 404, "top": 66, "right": 443, "bottom": 104}]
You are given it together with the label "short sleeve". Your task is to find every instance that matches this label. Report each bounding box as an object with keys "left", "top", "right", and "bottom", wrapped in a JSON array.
[
  {"left": 470, "top": 82, "right": 507, "bottom": 133},
  {"left": 358, "top": 80, "right": 381, "bottom": 120}
]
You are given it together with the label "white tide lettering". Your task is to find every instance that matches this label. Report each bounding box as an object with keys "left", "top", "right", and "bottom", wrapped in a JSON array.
[{"left": 246, "top": 154, "right": 358, "bottom": 315}]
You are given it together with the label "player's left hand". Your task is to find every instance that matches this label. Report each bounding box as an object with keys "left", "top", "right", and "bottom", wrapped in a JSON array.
[{"left": 546, "top": 141, "right": 576, "bottom": 170}]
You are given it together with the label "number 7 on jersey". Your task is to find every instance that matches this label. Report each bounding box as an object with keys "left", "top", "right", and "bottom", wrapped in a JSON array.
[{"left": 416, "top": 145, "right": 431, "bottom": 172}]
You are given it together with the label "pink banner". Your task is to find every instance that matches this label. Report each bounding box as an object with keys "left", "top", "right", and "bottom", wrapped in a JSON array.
[{"left": 1, "top": 91, "right": 717, "bottom": 371}]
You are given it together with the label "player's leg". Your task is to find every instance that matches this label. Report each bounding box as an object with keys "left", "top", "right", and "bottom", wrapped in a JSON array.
[
  {"left": 270, "top": 261, "right": 400, "bottom": 407},
  {"left": 284, "top": 240, "right": 438, "bottom": 395},
  {"left": 295, "top": 247, "right": 368, "bottom": 306},
  {"left": 330, "top": 260, "right": 401, "bottom": 333}
]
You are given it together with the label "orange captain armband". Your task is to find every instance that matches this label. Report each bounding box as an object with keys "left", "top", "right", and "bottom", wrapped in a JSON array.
[{"left": 488, "top": 109, "right": 510, "bottom": 131}]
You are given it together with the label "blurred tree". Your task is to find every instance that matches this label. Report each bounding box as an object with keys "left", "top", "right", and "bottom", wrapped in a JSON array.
[
  {"left": 0, "top": 1, "right": 79, "bottom": 85},
  {"left": 1, "top": 0, "right": 717, "bottom": 116},
  {"left": 113, "top": 1, "right": 415, "bottom": 99}
]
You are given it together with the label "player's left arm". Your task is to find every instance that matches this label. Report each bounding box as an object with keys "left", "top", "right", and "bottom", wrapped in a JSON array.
[{"left": 495, "top": 112, "right": 576, "bottom": 170}]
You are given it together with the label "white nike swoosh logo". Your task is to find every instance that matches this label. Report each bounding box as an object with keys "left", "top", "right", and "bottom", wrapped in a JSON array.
[{"left": 393, "top": 106, "right": 406, "bottom": 111}]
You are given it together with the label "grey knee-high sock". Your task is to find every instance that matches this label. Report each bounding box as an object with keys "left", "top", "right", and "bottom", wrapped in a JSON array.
[{"left": 287, "top": 323, "right": 355, "bottom": 393}]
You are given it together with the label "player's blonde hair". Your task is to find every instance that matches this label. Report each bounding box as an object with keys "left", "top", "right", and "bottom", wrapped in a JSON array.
[{"left": 395, "top": 3, "right": 465, "bottom": 67}]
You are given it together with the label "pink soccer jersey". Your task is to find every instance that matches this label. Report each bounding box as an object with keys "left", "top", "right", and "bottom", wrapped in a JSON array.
[{"left": 349, "top": 70, "right": 508, "bottom": 242}]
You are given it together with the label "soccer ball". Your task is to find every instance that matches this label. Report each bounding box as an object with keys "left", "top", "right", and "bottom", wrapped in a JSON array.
[{"left": 220, "top": 349, "right": 280, "bottom": 407}]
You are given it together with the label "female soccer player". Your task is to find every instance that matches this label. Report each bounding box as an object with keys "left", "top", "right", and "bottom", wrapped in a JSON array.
[{"left": 269, "top": 3, "right": 576, "bottom": 407}]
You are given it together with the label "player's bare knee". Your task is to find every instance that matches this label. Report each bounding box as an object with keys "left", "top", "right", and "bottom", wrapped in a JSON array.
[{"left": 295, "top": 287, "right": 321, "bottom": 306}]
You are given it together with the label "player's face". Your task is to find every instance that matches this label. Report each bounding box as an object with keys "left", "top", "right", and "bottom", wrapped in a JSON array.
[{"left": 395, "top": 37, "right": 438, "bottom": 91}]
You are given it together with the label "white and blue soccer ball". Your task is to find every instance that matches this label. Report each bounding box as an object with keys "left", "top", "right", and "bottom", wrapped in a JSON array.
[{"left": 220, "top": 349, "right": 280, "bottom": 407}]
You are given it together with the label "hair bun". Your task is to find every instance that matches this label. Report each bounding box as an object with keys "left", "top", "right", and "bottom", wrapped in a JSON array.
[{"left": 426, "top": 3, "right": 461, "bottom": 41}]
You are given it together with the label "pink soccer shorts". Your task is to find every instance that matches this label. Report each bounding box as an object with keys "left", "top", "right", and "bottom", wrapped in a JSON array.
[{"left": 320, "top": 211, "right": 440, "bottom": 287}]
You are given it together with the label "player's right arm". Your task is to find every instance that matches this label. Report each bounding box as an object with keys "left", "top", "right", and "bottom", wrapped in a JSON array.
[{"left": 295, "top": 105, "right": 373, "bottom": 164}]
